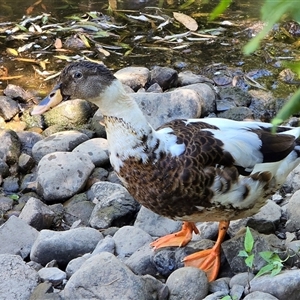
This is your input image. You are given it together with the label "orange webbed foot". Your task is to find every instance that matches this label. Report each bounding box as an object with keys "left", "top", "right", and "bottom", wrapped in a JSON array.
[
  {"left": 150, "top": 222, "right": 199, "bottom": 249},
  {"left": 183, "top": 220, "right": 229, "bottom": 282}
]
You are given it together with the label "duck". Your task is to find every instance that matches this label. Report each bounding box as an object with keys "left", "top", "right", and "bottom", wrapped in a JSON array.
[{"left": 31, "top": 61, "right": 300, "bottom": 281}]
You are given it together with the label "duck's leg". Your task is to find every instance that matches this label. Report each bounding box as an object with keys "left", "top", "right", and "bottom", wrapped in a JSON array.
[
  {"left": 150, "top": 221, "right": 199, "bottom": 248},
  {"left": 183, "top": 220, "right": 229, "bottom": 282}
]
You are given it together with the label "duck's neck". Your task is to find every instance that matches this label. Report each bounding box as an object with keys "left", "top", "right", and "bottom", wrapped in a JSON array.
[{"left": 97, "top": 80, "right": 157, "bottom": 171}]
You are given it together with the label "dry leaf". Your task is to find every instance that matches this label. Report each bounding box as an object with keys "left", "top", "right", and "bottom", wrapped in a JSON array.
[
  {"left": 6, "top": 48, "right": 19, "bottom": 56},
  {"left": 54, "top": 38, "right": 63, "bottom": 49},
  {"left": 173, "top": 12, "right": 198, "bottom": 31}
]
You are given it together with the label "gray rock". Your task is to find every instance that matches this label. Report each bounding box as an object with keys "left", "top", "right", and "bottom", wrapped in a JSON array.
[
  {"left": 166, "top": 267, "right": 208, "bottom": 300},
  {"left": 38, "top": 267, "right": 67, "bottom": 285},
  {"left": 30, "top": 227, "right": 103, "bottom": 266},
  {"left": 230, "top": 284, "right": 244, "bottom": 300},
  {"left": 218, "top": 86, "right": 252, "bottom": 107},
  {"left": 249, "top": 270, "right": 300, "bottom": 300},
  {"left": 32, "top": 130, "right": 89, "bottom": 162},
  {"left": 0, "top": 196, "right": 14, "bottom": 212},
  {"left": 209, "top": 277, "right": 230, "bottom": 294},
  {"left": 0, "top": 215, "right": 38, "bottom": 258},
  {"left": 63, "top": 252, "right": 166, "bottom": 300},
  {"left": 125, "top": 243, "right": 157, "bottom": 276},
  {"left": 114, "top": 66, "right": 150, "bottom": 90},
  {"left": 0, "top": 254, "right": 39, "bottom": 300},
  {"left": 0, "top": 129, "right": 21, "bottom": 165},
  {"left": 218, "top": 107, "right": 254, "bottom": 121},
  {"left": 191, "top": 222, "right": 219, "bottom": 242},
  {"left": 42, "top": 99, "right": 96, "bottom": 127},
  {"left": 19, "top": 197, "right": 55, "bottom": 230},
  {"left": 2, "top": 175, "right": 20, "bottom": 192},
  {"left": 243, "top": 291, "right": 279, "bottom": 300},
  {"left": 202, "top": 291, "right": 229, "bottom": 300},
  {"left": 286, "top": 164, "right": 300, "bottom": 192},
  {"left": 146, "top": 82, "right": 163, "bottom": 93},
  {"left": 132, "top": 89, "right": 202, "bottom": 129},
  {"left": 178, "top": 71, "right": 213, "bottom": 86},
  {"left": 134, "top": 206, "right": 181, "bottom": 237},
  {"left": 246, "top": 200, "right": 282, "bottom": 234},
  {"left": 90, "top": 109, "right": 106, "bottom": 137},
  {"left": 65, "top": 254, "right": 92, "bottom": 278},
  {"left": 149, "top": 66, "right": 178, "bottom": 90},
  {"left": 36, "top": 151, "right": 94, "bottom": 202},
  {"left": 222, "top": 228, "right": 284, "bottom": 274},
  {"left": 89, "top": 182, "right": 140, "bottom": 229},
  {"left": 18, "top": 153, "right": 35, "bottom": 172},
  {"left": 286, "top": 190, "right": 300, "bottom": 232},
  {"left": 229, "top": 272, "right": 254, "bottom": 288},
  {"left": 178, "top": 83, "right": 216, "bottom": 116},
  {"left": 0, "top": 158, "right": 9, "bottom": 177},
  {"left": 28, "top": 282, "right": 55, "bottom": 300},
  {"left": 16, "top": 131, "right": 43, "bottom": 156},
  {"left": 113, "top": 225, "right": 153, "bottom": 257},
  {"left": 92, "top": 235, "right": 115, "bottom": 255},
  {"left": 0, "top": 96, "right": 19, "bottom": 120},
  {"left": 72, "top": 138, "right": 109, "bottom": 167}
]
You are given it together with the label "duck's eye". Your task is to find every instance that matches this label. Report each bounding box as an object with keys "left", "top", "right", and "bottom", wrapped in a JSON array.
[{"left": 73, "top": 71, "right": 82, "bottom": 79}]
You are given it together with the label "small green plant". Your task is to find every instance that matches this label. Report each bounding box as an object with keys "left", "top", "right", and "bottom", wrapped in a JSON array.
[
  {"left": 238, "top": 227, "right": 285, "bottom": 277},
  {"left": 8, "top": 194, "right": 19, "bottom": 201},
  {"left": 238, "top": 227, "right": 255, "bottom": 269}
]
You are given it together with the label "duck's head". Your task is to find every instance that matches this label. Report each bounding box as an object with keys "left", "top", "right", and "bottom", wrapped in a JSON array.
[{"left": 31, "top": 61, "right": 118, "bottom": 115}]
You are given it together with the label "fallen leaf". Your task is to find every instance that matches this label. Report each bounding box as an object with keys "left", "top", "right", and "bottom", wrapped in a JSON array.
[
  {"left": 6, "top": 48, "right": 19, "bottom": 56},
  {"left": 173, "top": 12, "right": 198, "bottom": 31},
  {"left": 54, "top": 38, "right": 62, "bottom": 49}
]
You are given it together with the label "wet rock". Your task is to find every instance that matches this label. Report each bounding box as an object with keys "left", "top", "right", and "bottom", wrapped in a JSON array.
[
  {"left": 4, "top": 83, "right": 35, "bottom": 102},
  {"left": 72, "top": 138, "right": 109, "bottom": 167},
  {"left": 89, "top": 182, "right": 140, "bottom": 229},
  {"left": 113, "top": 225, "right": 153, "bottom": 257},
  {"left": 244, "top": 291, "right": 279, "bottom": 300},
  {"left": 36, "top": 151, "right": 94, "bottom": 202},
  {"left": 38, "top": 267, "right": 67, "bottom": 285},
  {"left": 0, "top": 96, "right": 20, "bottom": 120},
  {"left": 30, "top": 227, "right": 103, "bottom": 266},
  {"left": 0, "top": 129, "right": 21, "bottom": 165},
  {"left": 222, "top": 228, "right": 284, "bottom": 274},
  {"left": 217, "top": 107, "right": 254, "bottom": 121},
  {"left": 32, "top": 130, "right": 89, "bottom": 162},
  {"left": 149, "top": 66, "right": 178, "bottom": 90},
  {"left": 19, "top": 197, "right": 55, "bottom": 230},
  {"left": 285, "top": 190, "right": 300, "bottom": 232},
  {"left": 63, "top": 252, "right": 166, "bottom": 300},
  {"left": 249, "top": 270, "right": 300, "bottom": 300},
  {"left": 166, "top": 267, "right": 208, "bottom": 300},
  {"left": 0, "top": 215, "right": 38, "bottom": 258},
  {"left": 218, "top": 86, "right": 252, "bottom": 107},
  {"left": 134, "top": 206, "right": 181, "bottom": 237},
  {"left": 0, "top": 254, "right": 39, "bottom": 300},
  {"left": 132, "top": 89, "right": 202, "bottom": 129},
  {"left": 125, "top": 243, "right": 157, "bottom": 276},
  {"left": 114, "top": 66, "right": 150, "bottom": 91},
  {"left": 42, "top": 99, "right": 97, "bottom": 127},
  {"left": 18, "top": 153, "right": 35, "bottom": 172}
]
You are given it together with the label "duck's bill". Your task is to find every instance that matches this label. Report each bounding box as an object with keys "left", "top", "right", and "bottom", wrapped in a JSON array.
[{"left": 31, "top": 84, "right": 64, "bottom": 115}]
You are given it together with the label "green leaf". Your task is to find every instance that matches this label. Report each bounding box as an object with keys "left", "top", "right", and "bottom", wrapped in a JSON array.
[
  {"left": 238, "top": 250, "right": 248, "bottom": 258},
  {"left": 272, "top": 88, "right": 300, "bottom": 126},
  {"left": 245, "top": 254, "right": 254, "bottom": 268},
  {"left": 8, "top": 194, "right": 19, "bottom": 201},
  {"left": 271, "top": 267, "right": 282, "bottom": 276},
  {"left": 209, "top": 0, "right": 232, "bottom": 21},
  {"left": 244, "top": 227, "right": 254, "bottom": 253},
  {"left": 259, "top": 251, "right": 274, "bottom": 262},
  {"left": 255, "top": 264, "right": 274, "bottom": 277}
]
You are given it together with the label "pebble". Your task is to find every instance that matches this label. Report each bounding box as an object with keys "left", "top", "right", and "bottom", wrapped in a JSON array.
[{"left": 38, "top": 267, "right": 67, "bottom": 285}]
